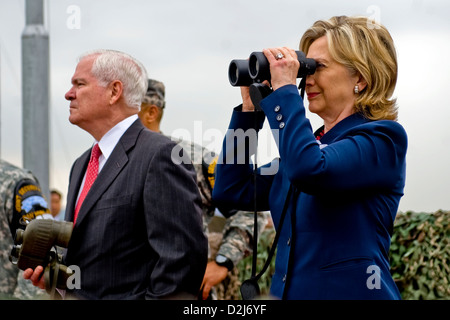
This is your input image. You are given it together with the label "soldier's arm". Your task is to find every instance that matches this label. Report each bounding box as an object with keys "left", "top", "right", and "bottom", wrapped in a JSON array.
[{"left": 217, "top": 210, "right": 268, "bottom": 267}]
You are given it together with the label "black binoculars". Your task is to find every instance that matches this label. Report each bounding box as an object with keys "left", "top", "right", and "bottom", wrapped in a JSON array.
[
  {"left": 228, "top": 51, "right": 316, "bottom": 109},
  {"left": 228, "top": 51, "right": 316, "bottom": 87}
]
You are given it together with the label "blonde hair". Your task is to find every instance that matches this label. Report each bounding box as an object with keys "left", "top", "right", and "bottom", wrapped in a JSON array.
[{"left": 300, "top": 16, "right": 398, "bottom": 121}]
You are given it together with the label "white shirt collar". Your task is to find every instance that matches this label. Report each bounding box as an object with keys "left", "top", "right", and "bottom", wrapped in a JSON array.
[{"left": 94, "top": 114, "right": 138, "bottom": 171}]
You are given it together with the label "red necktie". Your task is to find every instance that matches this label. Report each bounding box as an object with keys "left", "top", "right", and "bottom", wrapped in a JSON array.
[{"left": 74, "top": 144, "right": 102, "bottom": 224}]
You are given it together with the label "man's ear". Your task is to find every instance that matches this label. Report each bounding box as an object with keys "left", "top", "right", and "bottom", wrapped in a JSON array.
[
  {"left": 138, "top": 105, "right": 160, "bottom": 129},
  {"left": 147, "top": 105, "right": 160, "bottom": 122},
  {"left": 109, "top": 80, "right": 123, "bottom": 105}
]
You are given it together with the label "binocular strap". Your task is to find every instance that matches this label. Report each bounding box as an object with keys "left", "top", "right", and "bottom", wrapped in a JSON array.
[
  {"left": 241, "top": 185, "right": 295, "bottom": 300},
  {"left": 44, "top": 256, "right": 60, "bottom": 299}
]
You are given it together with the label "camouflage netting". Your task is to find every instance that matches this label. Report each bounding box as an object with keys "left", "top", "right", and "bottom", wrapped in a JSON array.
[{"left": 390, "top": 210, "right": 450, "bottom": 300}]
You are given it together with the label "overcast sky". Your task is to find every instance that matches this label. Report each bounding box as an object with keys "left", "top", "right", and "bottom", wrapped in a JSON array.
[{"left": 1, "top": 0, "right": 450, "bottom": 213}]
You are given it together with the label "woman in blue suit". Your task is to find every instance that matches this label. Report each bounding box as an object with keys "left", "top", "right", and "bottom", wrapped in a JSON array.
[{"left": 213, "top": 16, "right": 407, "bottom": 300}]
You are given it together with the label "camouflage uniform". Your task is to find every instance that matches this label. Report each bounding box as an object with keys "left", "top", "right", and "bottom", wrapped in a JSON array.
[
  {"left": 145, "top": 80, "right": 268, "bottom": 299},
  {"left": 0, "top": 159, "right": 51, "bottom": 299},
  {"left": 174, "top": 137, "right": 267, "bottom": 299}
]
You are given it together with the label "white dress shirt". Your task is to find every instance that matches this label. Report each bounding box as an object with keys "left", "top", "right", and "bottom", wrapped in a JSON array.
[{"left": 76, "top": 114, "right": 138, "bottom": 201}]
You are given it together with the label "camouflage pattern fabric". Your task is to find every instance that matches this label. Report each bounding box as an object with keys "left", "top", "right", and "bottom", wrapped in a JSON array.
[
  {"left": 172, "top": 139, "right": 268, "bottom": 299},
  {"left": 143, "top": 79, "right": 166, "bottom": 108},
  {"left": 0, "top": 159, "right": 50, "bottom": 299}
]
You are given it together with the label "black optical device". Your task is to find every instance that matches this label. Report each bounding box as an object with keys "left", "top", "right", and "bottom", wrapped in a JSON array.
[
  {"left": 10, "top": 219, "right": 74, "bottom": 297},
  {"left": 228, "top": 51, "right": 316, "bottom": 109}
]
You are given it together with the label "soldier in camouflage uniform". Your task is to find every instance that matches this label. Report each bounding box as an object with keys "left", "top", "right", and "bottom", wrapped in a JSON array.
[
  {"left": 139, "top": 79, "right": 268, "bottom": 299},
  {"left": 0, "top": 159, "right": 51, "bottom": 299}
]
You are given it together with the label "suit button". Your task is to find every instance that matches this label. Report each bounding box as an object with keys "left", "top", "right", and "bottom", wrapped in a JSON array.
[
  {"left": 282, "top": 274, "right": 287, "bottom": 282},
  {"left": 279, "top": 122, "right": 285, "bottom": 129},
  {"left": 287, "top": 238, "right": 291, "bottom": 246},
  {"left": 276, "top": 114, "right": 283, "bottom": 121},
  {"left": 274, "top": 105, "right": 281, "bottom": 112}
]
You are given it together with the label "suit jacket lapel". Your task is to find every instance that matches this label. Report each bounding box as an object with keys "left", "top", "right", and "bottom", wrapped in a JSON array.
[
  {"left": 320, "top": 113, "right": 369, "bottom": 145},
  {"left": 65, "top": 150, "right": 90, "bottom": 223},
  {"left": 70, "top": 119, "right": 144, "bottom": 227}
]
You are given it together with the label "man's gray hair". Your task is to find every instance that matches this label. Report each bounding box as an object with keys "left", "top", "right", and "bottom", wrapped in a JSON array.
[{"left": 79, "top": 49, "right": 148, "bottom": 109}]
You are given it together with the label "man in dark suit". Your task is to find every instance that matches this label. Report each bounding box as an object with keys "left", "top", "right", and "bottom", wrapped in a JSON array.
[{"left": 24, "top": 49, "right": 207, "bottom": 299}]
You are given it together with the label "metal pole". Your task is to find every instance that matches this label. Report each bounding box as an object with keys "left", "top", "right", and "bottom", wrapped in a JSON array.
[{"left": 22, "top": 0, "right": 50, "bottom": 198}]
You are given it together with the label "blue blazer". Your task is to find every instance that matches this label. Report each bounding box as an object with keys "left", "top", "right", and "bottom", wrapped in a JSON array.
[{"left": 213, "top": 85, "right": 407, "bottom": 299}]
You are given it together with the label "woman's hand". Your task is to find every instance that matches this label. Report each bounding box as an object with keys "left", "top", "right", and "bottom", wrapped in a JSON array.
[
  {"left": 263, "top": 47, "right": 299, "bottom": 91},
  {"left": 240, "top": 86, "right": 254, "bottom": 112},
  {"left": 240, "top": 80, "right": 271, "bottom": 112},
  {"left": 239, "top": 46, "right": 298, "bottom": 111}
]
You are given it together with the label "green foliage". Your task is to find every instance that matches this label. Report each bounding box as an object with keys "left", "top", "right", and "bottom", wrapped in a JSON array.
[{"left": 390, "top": 210, "right": 450, "bottom": 300}]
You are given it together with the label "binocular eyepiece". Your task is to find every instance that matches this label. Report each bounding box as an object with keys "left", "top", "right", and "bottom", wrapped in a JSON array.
[{"left": 228, "top": 51, "right": 316, "bottom": 87}]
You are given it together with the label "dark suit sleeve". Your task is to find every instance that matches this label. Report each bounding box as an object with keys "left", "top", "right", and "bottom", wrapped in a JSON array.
[{"left": 143, "top": 141, "right": 207, "bottom": 299}]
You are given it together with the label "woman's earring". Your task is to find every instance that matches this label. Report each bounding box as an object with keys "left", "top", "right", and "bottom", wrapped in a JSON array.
[{"left": 354, "top": 85, "right": 359, "bottom": 94}]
